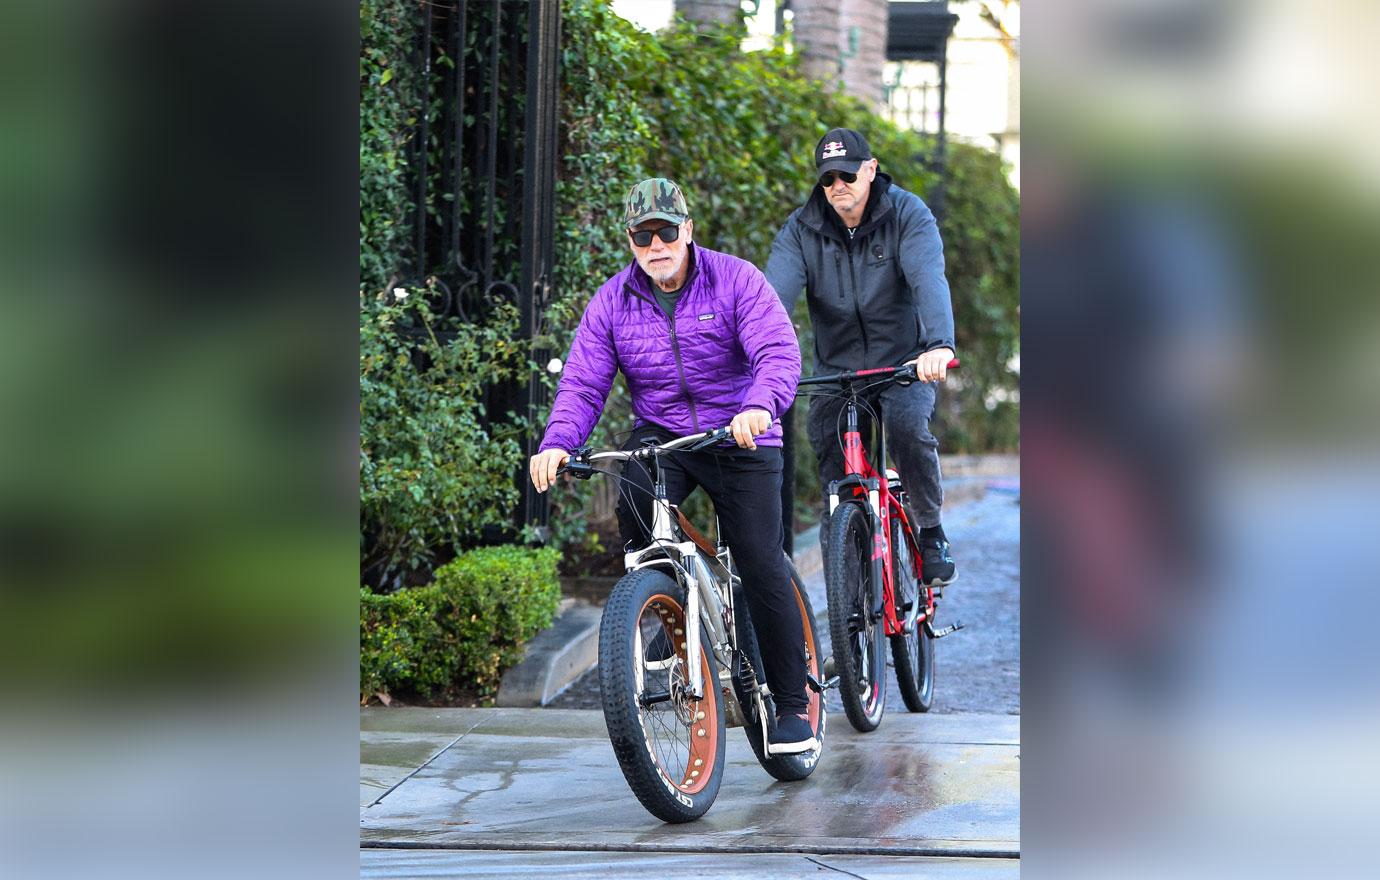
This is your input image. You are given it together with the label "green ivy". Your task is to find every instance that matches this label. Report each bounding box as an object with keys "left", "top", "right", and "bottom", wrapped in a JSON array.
[{"left": 359, "top": 0, "right": 420, "bottom": 294}]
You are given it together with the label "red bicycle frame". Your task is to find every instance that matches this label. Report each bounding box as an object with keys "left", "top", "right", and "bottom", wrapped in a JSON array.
[
  {"left": 831, "top": 395, "right": 929, "bottom": 638},
  {"left": 815, "top": 360, "right": 959, "bottom": 638}
]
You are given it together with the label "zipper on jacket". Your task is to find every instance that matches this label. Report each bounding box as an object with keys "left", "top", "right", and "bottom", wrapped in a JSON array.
[
  {"left": 667, "top": 316, "right": 702, "bottom": 433},
  {"left": 846, "top": 245, "right": 869, "bottom": 359},
  {"left": 625, "top": 280, "right": 702, "bottom": 433},
  {"left": 834, "top": 249, "right": 844, "bottom": 302}
]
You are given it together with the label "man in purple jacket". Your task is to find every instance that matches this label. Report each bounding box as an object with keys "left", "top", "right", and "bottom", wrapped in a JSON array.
[{"left": 529, "top": 178, "right": 815, "bottom": 753}]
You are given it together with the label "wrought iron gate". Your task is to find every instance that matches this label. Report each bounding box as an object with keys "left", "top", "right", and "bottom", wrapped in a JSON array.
[{"left": 402, "top": 0, "right": 561, "bottom": 540}]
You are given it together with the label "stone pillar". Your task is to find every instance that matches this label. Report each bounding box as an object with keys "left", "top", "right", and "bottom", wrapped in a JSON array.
[
  {"left": 675, "top": 0, "right": 742, "bottom": 30},
  {"left": 791, "top": 0, "right": 842, "bottom": 87},
  {"left": 837, "top": 0, "right": 888, "bottom": 109}
]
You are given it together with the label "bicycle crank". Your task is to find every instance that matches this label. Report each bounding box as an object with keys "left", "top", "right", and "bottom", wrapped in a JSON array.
[{"left": 818, "top": 657, "right": 841, "bottom": 690}]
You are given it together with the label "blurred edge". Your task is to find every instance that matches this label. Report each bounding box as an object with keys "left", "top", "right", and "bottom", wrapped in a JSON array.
[
  {"left": 0, "top": 1, "right": 359, "bottom": 878},
  {"left": 1022, "top": 1, "right": 1380, "bottom": 877}
]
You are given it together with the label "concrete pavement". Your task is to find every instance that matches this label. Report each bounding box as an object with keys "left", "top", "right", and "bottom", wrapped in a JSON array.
[{"left": 360, "top": 706, "right": 1018, "bottom": 875}]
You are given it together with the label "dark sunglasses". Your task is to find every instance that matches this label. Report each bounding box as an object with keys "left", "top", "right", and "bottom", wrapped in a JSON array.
[
  {"left": 629, "top": 225, "right": 681, "bottom": 247},
  {"left": 819, "top": 170, "right": 858, "bottom": 187}
]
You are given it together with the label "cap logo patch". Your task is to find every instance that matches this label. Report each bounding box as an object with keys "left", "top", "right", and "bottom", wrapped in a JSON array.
[{"left": 821, "top": 141, "right": 847, "bottom": 159}]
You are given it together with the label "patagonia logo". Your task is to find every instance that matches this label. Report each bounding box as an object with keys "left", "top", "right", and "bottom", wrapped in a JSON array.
[{"left": 697, "top": 313, "right": 715, "bottom": 321}]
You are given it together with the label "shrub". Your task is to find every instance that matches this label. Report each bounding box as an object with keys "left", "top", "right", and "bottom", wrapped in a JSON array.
[
  {"left": 359, "top": 287, "right": 530, "bottom": 589},
  {"left": 360, "top": 545, "right": 562, "bottom": 702}
]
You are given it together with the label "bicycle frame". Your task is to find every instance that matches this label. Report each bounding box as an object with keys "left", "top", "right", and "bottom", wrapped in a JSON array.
[
  {"left": 825, "top": 391, "right": 932, "bottom": 639},
  {"left": 802, "top": 360, "right": 958, "bottom": 640},
  {"left": 621, "top": 454, "right": 736, "bottom": 706}
]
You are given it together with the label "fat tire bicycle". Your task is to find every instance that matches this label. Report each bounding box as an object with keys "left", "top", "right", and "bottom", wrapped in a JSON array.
[
  {"left": 799, "top": 360, "right": 963, "bottom": 732},
  {"left": 557, "top": 428, "right": 827, "bottom": 823}
]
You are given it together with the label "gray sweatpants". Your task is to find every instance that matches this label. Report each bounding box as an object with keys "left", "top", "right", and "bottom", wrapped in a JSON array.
[{"left": 806, "top": 379, "right": 944, "bottom": 529}]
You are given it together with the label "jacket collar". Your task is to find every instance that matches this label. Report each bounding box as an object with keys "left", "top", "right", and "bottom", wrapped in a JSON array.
[{"left": 800, "top": 172, "right": 895, "bottom": 244}]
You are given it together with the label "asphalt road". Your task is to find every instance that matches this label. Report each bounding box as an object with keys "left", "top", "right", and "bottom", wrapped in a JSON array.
[{"left": 546, "top": 486, "right": 1020, "bottom": 716}]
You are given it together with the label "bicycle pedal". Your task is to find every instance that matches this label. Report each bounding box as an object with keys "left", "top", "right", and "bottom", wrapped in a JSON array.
[
  {"left": 766, "top": 737, "right": 820, "bottom": 756},
  {"left": 822, "top": 676, "right": 840, "bottom": 690},
  {"left": 806, "top": 673, "right": 825, "bottom": 693},
  {"left": 929, "top": 621, "right": 966, "bottom": 639}
]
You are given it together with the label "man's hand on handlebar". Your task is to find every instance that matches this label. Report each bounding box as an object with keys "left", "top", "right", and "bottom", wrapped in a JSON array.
[
  {"left": 729, "top": 408, "right": 771, "bottom": 451},
  {"left": 909, "top": 347, "right": 955, "bottom": 383},
  {"left": 529, "top": 448, "right": 569, "bottom": 493}
]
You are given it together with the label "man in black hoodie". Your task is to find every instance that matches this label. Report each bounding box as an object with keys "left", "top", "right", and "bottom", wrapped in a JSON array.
[{"left": 765, "top": 128, "right": 957, "bottom": 585}]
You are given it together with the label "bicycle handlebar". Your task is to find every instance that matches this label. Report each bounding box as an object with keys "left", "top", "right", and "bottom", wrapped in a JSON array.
[
  {"left": 798, "top": 357, "right": 960, "bottom": 387},
  {"left": 557, "top": 426, "right": 735, "bottom": 479}
]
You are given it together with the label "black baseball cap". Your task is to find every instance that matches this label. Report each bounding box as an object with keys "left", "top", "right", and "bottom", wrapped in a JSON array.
[{"left": 815, "top": 128, "right": 872, "bottom": 175}]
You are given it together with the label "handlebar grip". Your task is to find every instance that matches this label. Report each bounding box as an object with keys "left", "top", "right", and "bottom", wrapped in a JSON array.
[
  {"left": 556, "top": 459, "right": 594, "bottom": 480},
  {"left": 687, "top": 426, "right": 734, "bottom": 451},
  {"left": 555, "top": 447, "right": 595, "bottom": 480}
]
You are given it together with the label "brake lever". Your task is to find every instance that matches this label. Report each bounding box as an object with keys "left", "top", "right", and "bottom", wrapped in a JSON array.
[
  {"left": 557, "top": 445, "right": 596, "bottom": 480},
  {"left": 687, "top": 426, "right": 733, "bottom": 451},
  {"left": 894, "top": 363, "right": 919, "bottom": 386}
]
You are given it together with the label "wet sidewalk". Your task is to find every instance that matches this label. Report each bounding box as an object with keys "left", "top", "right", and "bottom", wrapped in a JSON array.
[{"left": 361, "top": 706, "right": 1019, "bottom": 874}]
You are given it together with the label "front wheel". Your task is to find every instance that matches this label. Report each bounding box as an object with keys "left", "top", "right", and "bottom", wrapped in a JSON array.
[
  {"left": 736, "top": 554, "right": 827, "bottom": 781},
  {"left": 889, "top": 517, "right": 935, "bottom": 712},
  {"left": 599, "top": 568, "right": 726, "bottom": 823},
  {"left": 825, "top": 501, "right": 887, "bottom": 732}
]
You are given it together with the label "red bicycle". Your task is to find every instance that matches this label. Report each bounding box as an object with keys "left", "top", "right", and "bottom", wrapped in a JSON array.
[{"left": 799, "top": 360, "right": 963, "bottom": 731}]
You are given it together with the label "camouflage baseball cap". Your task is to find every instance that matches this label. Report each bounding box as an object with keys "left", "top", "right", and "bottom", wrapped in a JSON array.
[{"left": 623, "top": 178, "right": 689, "bottom": 229}]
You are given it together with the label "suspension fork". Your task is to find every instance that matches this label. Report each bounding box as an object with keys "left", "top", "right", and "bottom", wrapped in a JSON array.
[
  {"left": 684, "top": 567, "right": 704, "bottom": 699},
  {"left": 646, "top": 455, "right": 707, "bottom": 700}
]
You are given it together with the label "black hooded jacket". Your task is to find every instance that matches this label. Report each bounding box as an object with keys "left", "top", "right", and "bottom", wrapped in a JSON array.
[{"left": 764, "top": 173, "right": 955, "bottom": 372}]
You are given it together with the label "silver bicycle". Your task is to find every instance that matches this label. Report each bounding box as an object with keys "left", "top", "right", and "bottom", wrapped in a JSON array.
[{"left": 558, "top": 427, "right": 828, "bottom": 823}]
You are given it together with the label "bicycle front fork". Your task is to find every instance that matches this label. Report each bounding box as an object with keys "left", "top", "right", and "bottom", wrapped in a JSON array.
[{"left": 830, "top": 478, "right": 888, "bottom": 622}]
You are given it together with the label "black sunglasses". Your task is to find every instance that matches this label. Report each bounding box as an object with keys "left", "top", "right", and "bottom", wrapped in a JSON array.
[
  {"left": 819, "top": 170, "right": 858, "bottom": 187},
  {"left": 629, "top": 225, "right": 682, "bottom": 247}
]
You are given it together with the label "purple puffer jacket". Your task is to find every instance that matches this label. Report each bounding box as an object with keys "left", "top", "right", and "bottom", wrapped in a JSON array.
[{"left": 540, "top": 244, "right": 801, "bottom": 452}]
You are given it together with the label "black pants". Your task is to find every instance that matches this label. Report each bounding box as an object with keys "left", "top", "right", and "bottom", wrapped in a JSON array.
[{"left": 616, "top": 425, "right": 808, "bottom": 715}]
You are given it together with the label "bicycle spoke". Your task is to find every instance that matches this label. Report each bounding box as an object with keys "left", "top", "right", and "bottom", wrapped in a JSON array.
[{"left": 631, "top": 597, "right": 712, "bottom": 792}]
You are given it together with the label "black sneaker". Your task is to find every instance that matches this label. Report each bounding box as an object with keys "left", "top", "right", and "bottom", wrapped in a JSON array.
[
  {"left": 920, "top": 539, "right": 957, "bottom": 586},
  {"left": 768, "top": 713, "right": 818, "bottom": 754}
]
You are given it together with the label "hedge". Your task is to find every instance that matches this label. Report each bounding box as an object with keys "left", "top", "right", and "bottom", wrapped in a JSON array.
[{"left": 360, "top": 545, "right": 562, "bottom": 703}]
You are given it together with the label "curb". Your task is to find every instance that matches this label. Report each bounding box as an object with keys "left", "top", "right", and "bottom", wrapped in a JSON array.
[{"left": 496, "top": 601, "right": 602, "bottom": 707}]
